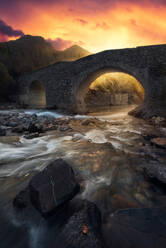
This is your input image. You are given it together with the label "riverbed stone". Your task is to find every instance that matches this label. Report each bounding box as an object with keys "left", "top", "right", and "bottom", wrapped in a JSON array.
[
  {"left": 13, "top": 188, "right": 30, "bottom": 209},
  {"left": 103, "top": 207, "right": 166, "bottom": 248},
  {"left": 0, "top": 127, "right": 6, "bottom": 136},
  {"left": 54, "top": 199, "right": 105, "bottom": 248},
  {"left": 12, "top": 125, "right": 26, "bottom": 133},
  {"left": 29, "top": 159, "right": 80, "bottom": 216},
  {"left": 24, "top": 132, "right": 39, "bottom": 139},
  {"left": 144, "top": 162, "right": 166, "bottom": 185},
  {"left": 151, "top": 137, "right": 166, "bottom": 149},
  {"left": 28, "top": 122, "right": 43, "bottom": 133}
]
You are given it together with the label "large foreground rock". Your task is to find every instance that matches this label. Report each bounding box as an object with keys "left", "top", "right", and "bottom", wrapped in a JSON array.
[
  {"left": 103, "top": 207, "right": 166, "bottom": 248},
  {"left": 53, "top": 199, "right": 105, "bottom": 248},
  {"left": 29, "top": 159, "right": 80, "bottom": 216}
]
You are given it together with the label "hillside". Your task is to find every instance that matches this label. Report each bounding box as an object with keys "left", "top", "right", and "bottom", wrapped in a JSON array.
[
  {"left": 0, "top": 35, "right": 57, "bottom": 77},
  {"left": 0, "top": 35, "right": 91, "bottom": 78},
  {"left": 56, "top": 45, "right": 90, "bottom": 61},
  {"left": 0, "top": 35, "right": 91, "bottom": 102}
]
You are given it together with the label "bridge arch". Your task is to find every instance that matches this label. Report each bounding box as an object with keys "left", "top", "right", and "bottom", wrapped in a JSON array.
[
  {"left": 18, "top": 45, "right": 166, "bottom": 118},
  {"left": 74, "top": 67, "right": 146, "bottom": 113},
  {"left": 29, "top": 80, "right": 46, "bottom": 108}
]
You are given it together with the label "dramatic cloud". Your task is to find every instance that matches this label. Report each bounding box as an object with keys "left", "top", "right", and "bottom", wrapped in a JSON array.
[
  {"left": 47, "top": 38, "right": 84, "bottom": 50},
  {"left": 0, "top": 19, "right": 24, "bottom": 41},
  {"left": 1, "top": 0, "right": 166, "bottom": 13},
  {"left": 0, "top": 0, "right": 166, "bottom": 51},
  {"left": 95, "top": 22, "right": 110, "bottom": 30},
  {"left": 76, "top": 18, "right": 88, "bottom": 25},
  {"left": 47, "top": 38, "right": 73, "bottom": 50}
]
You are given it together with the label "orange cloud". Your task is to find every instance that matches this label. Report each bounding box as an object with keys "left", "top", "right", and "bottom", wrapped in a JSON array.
[{"left": 0, "top": 1, "right": 166, "bottom": 52}]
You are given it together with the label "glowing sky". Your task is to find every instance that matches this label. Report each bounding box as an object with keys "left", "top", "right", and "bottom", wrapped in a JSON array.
[{"left": 0, "top": 0, "right": 166, "bottom": 52}]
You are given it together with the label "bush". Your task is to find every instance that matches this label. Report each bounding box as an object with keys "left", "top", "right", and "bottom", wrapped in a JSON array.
[{"left": 0, "top": 62, "right": 16, "bottom": 101}]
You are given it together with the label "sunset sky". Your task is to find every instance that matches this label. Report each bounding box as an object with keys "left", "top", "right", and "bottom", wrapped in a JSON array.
[{"left": 0, "top": 0, "right": 166, "bottom": 52}]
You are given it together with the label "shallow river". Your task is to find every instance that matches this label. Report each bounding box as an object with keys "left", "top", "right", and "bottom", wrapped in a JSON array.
[{"left": 0, "top": 105, "right": 166, "bottom": 248}]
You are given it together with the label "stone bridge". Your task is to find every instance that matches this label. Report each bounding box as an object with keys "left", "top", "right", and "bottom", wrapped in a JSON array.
[{"left": 18, "top": 44, "right": 166, "bottom": 118}]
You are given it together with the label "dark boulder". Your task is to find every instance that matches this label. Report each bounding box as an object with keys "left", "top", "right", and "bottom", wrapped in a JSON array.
[
  {"left": 53, "top": 199, "right": 105, "bottom": 248},
  {"left": 24, "top": 132, "right": 39, "bottom": 139},
  {"left": 12, "top": 125, "right": 26, "bottom": 133},
  {"left": 13, "top": 188, "right": 30, "bottom": 210},
  {"left": 29, "top": 159, "right": 80, "bottom": 216},
  {"left": 28, "top": 122, "right": 43, "bottom": 133}
]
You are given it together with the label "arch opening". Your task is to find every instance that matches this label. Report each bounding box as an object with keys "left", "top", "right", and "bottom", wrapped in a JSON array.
[
  {"left": 76, "top": 70, "right": 145, "bottom": 114},
  {"left": 29, "top": 81, "right": 46, "bottom": 108}
]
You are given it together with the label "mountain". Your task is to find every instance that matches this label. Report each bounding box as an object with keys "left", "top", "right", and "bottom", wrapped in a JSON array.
[
  {"left": 0, "top": 35, "right": 57, "bottom": 77},
  {"left": 56, "top": 45, "right": 91, "bottom": 61},
  {"left": 0, "top": 35, "right": 91, "bottom": 101},
  {"left": 0, "top": 35, "right": 91, "bottom": 78}
]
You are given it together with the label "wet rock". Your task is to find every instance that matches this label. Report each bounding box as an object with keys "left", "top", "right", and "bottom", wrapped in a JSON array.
[
  {"left": 141, "top": 130, "right": 159, "bottom": 141},
  {"left": 29, "top": 159, "right": 80, "bottom": 216},
  {"left": 81, "top": 119, "right": 94, "bottom": 126},
  {"left": 151, "top": 116, "right": 165, "bottom": 125},
  {"left": 28, "top": 122, "right": 43, "bottom": 133},
  {"left": 13, "top": 188, "right": 30, "bottom": 209},
  {"left": 103, "top": 207, "right": 166, "bottom": 248},
  {"left": 59, "top": 125, "right": 72, "bottom": 132},
  {"left": 54, "top": 199, "right": 105, "bottom": 248},
  {"left": 151, "top": 137, "right": 166, "bottom": 149},
  {"left": 0, "top": 127, "right": 6, "bottom": 136},
  {"left": 7, "top": 121, "right": 18, "bottom": 127},
  {"left": 72, "top": 133, "right": 84, "bottom": 142},
  {"left": 12, "top": 125, "right": 26, "bottom": 133},
  {"left": 144, "top": 162, "right": 166, "bottom": 185},
  {"left": 24, "top": 132, "right": 39, "bottom": 139},
  {"left": 43, "top": 123, "right": 58, "bottom": 131}
]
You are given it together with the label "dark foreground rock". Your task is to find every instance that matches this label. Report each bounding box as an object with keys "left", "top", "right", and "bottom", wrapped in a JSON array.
[
  {"left": 13, "top": 189, "right": 105, "bottom": 248},
  {"left": 29, "top": 159, "right": 80, "bottom": 216},
  {"left": 103, "top": 207, "right": 166, "bottom": 248},
  {"left": 13, "top": 188, "right": 30, "bottom": 210},
  {"left": 53, "top": 199, "right": 105, "bottom": 248}
]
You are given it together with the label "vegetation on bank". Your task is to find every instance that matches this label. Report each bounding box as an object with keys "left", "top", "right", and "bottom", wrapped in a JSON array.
[
  {"left": 88, "top": 72, "right": 144, "bottom": 104},
  {"left": 0, "top": 62, "right": 16, "bottom": 101}
]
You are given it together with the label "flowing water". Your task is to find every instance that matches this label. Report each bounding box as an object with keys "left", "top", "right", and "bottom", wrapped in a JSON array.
[{"left": 0, "top": 105, "right": 166, "bottom": 247}]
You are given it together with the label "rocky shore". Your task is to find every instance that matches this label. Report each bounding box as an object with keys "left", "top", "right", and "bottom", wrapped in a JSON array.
[{"left": 0, "top": 111, "right": 109, "bottom": 139}]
